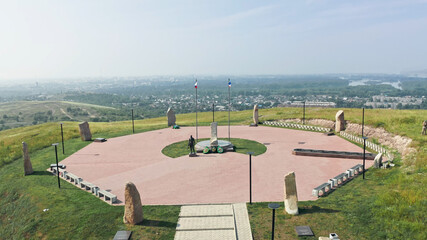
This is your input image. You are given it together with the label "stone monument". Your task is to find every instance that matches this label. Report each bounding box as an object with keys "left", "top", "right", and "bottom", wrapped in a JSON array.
[
  {"left": 374, "top": 153, "right": 383, "bottom": 168},
  {"left": 167, "top": 108, "right": 176, "bottom": 127},
  {"left": 123, "top": 182, "right": 143, "bottom": 225},
  {"left": 22, "top": 142, "right": 33, "bottom": 175},
  {"left": 253, "top": 104, "right": 259, "bottom": 124},
  {"left": 335, "top": 110, "right": 345, "bottom": 132},
  {"left": 210, "top": 122, "right": 218, "bottom": 146},
  {"left": 78, "top": 121, "right": 92, "bottom": 141},
  {"left": 283, "top": 171, "right": 299, "bottom": 215}
]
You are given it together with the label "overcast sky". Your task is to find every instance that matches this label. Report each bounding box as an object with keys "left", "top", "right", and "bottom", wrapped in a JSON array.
[{"left": 1, "top": 0, "right": 426, "bottom": 81}]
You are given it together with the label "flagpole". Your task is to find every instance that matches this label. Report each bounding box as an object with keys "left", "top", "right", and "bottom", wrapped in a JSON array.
[
  {"left": 228, "top": 79, "right": 231, "bottom": 142},
  {"left": 195, "top": 79, "right": 198, "bottom": 142}
]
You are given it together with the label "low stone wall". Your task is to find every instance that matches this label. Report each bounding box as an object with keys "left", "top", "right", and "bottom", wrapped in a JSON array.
[
  {"left": 339, "top": 131, "right": 394, "bottom": 161},
  {"left": 345, "top": 123, "right": 414, "bottom": 156},
  {"left": 263, "top": 121, "right": 331, "bottom": 132}
]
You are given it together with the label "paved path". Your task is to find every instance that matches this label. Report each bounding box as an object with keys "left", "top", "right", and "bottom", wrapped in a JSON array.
[
  {"left": 60, "top": 126, "right": 373, "bottom": 205},
  {"left": 174, "top": 203, "right": 252, "bottom": 240}
]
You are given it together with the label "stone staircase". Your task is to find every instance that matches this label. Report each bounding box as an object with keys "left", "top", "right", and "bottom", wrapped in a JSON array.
[{"left": 174, "top": 203, "right": 253, "bottom": 240}]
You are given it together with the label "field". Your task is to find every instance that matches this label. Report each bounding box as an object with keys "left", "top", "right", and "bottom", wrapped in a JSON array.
[
  {"left": 0, "top": 106, "right": 426, "bottom": 239},
  {"left": 0, "top": 101, "right": 126, "bottom": 130}
]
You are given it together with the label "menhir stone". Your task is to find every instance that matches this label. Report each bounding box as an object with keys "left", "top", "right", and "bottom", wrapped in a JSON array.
[
  {"left": 210, "top": 122, "right": 218, "bottom": 146},
  {"left": 167, "top": 108, "right": 176, "bottom": 126},
  {"left": 123, "top": 182, "right": 143, "bottom": 225},
  {"left": 22, "top": 142, "right": 33, "bottom": 175},
  {"left": 335, "top": 110, "right": 345, "bottom": 132},
  {"left": 78, "top": 121, "right": 92, "bottom": 141},
  {"left": 253, "top": 104, "right": 259, "bottom": 124},
  {"left": 284, "top": 171, "right": 299, "bottom": 215},
  {"left": 374, "top": 153, "right": 383, "bottom": 168}
]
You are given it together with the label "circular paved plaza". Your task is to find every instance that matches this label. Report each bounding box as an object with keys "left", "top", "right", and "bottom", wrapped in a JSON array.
[{"left": 61, "top": 126, "right": 373, "bottom": 205}]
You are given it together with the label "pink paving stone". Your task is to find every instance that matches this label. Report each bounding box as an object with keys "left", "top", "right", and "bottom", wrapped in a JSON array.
[{"left": 60, "top": 126, "right": 373, "bottom": 205}]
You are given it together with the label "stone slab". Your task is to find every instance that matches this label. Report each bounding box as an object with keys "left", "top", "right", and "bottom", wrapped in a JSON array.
[
  {"left": 113, "top": 231, "right": 132, "bottom": 240},
  {"left": 176, "top": 216, "right": 235, "bottom": 231},
  {"left": 179, "top": 205, "right": 233, "bottom": 217},
  {"left": 175, "top": 230, "right": 236, "bottom": 240},
  {"left": 232, "top": 203, "right": 253, "bottom": 240},
  {"left": 295, "top": 225, "right": 314, "bottom": 236}
]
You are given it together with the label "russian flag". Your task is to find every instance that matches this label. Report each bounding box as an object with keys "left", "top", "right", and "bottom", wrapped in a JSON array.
[
  {"left": 194, "top": 80, "right": 198, "bottom": 89},
  {"left": 228, "top": 79, "right": 231, "bottom": 88}
]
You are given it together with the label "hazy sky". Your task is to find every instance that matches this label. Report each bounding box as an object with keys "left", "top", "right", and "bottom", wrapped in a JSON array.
[{"left": 1, "top": 0, "right": 427, "bottom": 81}]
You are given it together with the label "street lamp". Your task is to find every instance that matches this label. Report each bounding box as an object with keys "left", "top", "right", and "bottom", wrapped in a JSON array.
[
  {"left": 247, "top": 152, "right": 254, "bottom": 204},
  {"left": 303, "top": 101, "right": 306, "bottom": 125},
  {"left": 60, "top": 123, "right": 64, "bottom": 155},
  {"left": 131, "top": 109, "right": 135, "bottom": 134},
  {"left": 268, "top": 203, "right": 280, "bottom": 240},
  {"left": 362, "top": 136, "right": 368, "bottom": 180},
  {"left": 52, "top": 143, "right": 60, "bottom": 189}
]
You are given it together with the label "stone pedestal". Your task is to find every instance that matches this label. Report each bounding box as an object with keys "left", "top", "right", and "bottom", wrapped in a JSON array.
[
  {"left": 22, "top": 142, "right": 33, "bottom": 175},
  {"left": 79, "top": 121, "right": 92, "bottom": 141},
  {"left": 253, "top": 104, "right": 259, "bottom": 124},
  {"left": 167, "top": 108, "right": 176, "bottom": 126},
  {"left": 284, "top": 172, "right": 299, "bottom": 215},
  {"left": 335, "top": 110, "right": 345, "bottom": 132},
  {"left": 123, "top": 182, "right": 143, "bottom": 225},
  {"left": 210, "top": 122, "right": 218, "bottom": 146},
  {"left": 374, "top": 153, "right": 383, "bottom": 168}
]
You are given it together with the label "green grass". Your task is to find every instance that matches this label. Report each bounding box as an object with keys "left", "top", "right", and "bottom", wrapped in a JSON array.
[
  {"left": 161, "top": 138, "right": 267, "bottom": 158},
  {"left": 248, "top": 157, "right": 426, "bottom": 239},
  {"left": 1, "top": 106, "right": 426, "bottom": 239},
  {"left": 0, "top": 136, "right": 180, "bottom": 239}
]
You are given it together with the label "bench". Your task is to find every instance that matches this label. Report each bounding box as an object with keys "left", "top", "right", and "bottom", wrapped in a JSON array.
[
  {"left": 80, "top": 181, "right": 98, "bottom": 193},
  {"left": 350, "top": 164, "right": 363, "bottom": 174},
  {"left": 65, "top": 173, "right": 82, "bottom": 185},
  {"left": 346, "top": 169, "right": 354, "bottom": 178},
  {"left": 332, "top": 173, "right": 348, "bottom": 186},
  {"left": 312, "top": 182, "right": 331, "bottom": 197},
  {"left": 51, "top": 167, "right": 64, "bottom": 175},
  {"left": 98, "top": 189, "right": 117, "bottom": 204},
  {"left": 50, "top": 164, "right": 66, "bottom": 171}
]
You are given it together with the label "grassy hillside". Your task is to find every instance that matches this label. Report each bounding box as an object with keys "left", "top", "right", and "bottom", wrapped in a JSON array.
[
  {"left": 0, "top": 107, "right": 426, "bottom": 239},
  {"left": 0, "top": 101, "right": 127, "bottom": 130}
]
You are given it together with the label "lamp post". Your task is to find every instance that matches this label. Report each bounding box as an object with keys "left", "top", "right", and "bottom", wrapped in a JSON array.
[
  {"left": 362, "top": 136, "right": 368, "bottom": 180},
  {"left": 247, "top": 152, "right": 254, "bottom": 204},
  {"left": 268, "top": 203, "right": 280, "bottom": 240},
  {"left": 212, "top": 103, "right": 215, "bottom": 122},
  {"left": 52, "top": 143, "right": 60, "bottom": 189},
  {"left": 303, "top": 101, "right": 306, "bottom": 125},
  {"left": 131, "top": 109, "right": 135, "bottom": 134},
  {"left": 60, "top": 123, "right": 64, "bottom": 155},
  {"left": 362, "top": 107, "right": 365, "bottom": 137}
]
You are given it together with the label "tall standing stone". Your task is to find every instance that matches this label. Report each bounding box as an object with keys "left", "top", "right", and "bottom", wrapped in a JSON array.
[
  {"left": 283, "top": 172, "right": 299, "bottom": 215},
  {"left": 167, "top": 108, "right": 176, "bottom": 127},
  {"left": 22, "top": 142, "right": 33, "bottom": 175},
  {"left": 335, "top": 110, "right": 345, "bottom": 132},
  {"left": 374, "top": 153, "right": 383, "bottom": 168},
  {"left": 253, "top": 104, "right": 259, "bottom": 124},
  {"left": 123, "top": 182, "right": 143, "bottom": 225},
  {"left": 210, "top": 122, "right": 218, "bottom": 146},
  {"left": 78, "top": 121, "right": 92, "bottom": 141}
]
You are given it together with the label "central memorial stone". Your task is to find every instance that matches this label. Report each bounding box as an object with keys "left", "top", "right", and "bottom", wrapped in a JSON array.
[{"left": 210, "top": 122, "right": 218, "bottom": 146}]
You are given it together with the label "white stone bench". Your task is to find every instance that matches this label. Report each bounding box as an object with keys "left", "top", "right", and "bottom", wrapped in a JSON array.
[
  {"left": 346, "top": 169, "right": 354, "bottom": 178},
  {"left": 50, "top": 164, "right": 66, "bottom": 171},
  {"left": 332, "top": 173, "right": 348, "bottom": 186},
  {"left": 350, "top": 164, "right": 363, "bottom": 174},
  {"left": 312, "top": 182, "right": 331, "bottom": 197},
  {"left": 98, "top": 189, "right": 117, "bottom": 204},
  {"left": 80, "top": 181, "right": 98, "bottom": 192},
  {"left": 65, "top": 173, "right": 82, "bottom": 185},
  {"left": 51, "top": 167, "right": 64, "bottom": 175}
]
